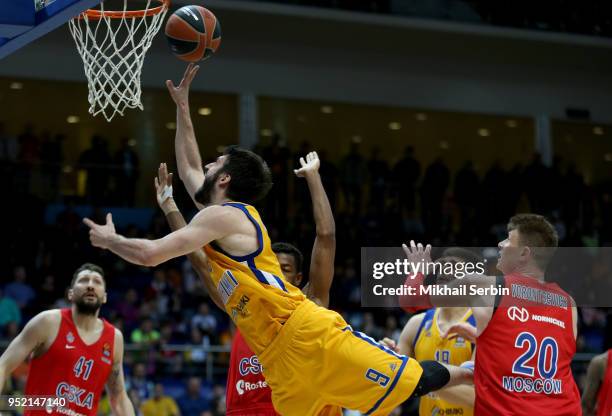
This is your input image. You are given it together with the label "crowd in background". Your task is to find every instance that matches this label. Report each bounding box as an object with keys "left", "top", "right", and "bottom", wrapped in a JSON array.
[{"left": 0, "top": 124, "right": 611, "bottom": 415}]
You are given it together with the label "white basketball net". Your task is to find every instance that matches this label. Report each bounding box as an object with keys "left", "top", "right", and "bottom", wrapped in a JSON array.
[{"left": 68, "top": 0, "right": 169, "bottom": 121}]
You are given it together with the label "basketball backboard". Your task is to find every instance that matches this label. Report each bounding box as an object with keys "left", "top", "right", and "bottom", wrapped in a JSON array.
[{"left": 0, "top": 0, "right": 101, "bottom": 59}]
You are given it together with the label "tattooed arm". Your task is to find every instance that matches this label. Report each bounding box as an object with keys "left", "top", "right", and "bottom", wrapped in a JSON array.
[{"left": 107, "top": 329, "right": 135, "bottom": 416}]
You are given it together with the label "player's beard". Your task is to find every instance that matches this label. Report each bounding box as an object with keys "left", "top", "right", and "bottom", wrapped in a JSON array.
[
  {"left": 74, "top": 295, "right": 101, "bottom": 315},
  {"left": 195, "top": 170, "right": 221, "bottom": 206}
]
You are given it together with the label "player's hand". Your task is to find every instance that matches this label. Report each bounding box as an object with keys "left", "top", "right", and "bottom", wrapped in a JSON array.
[
  {"left": 378, "top": 337, "right": 399, "bottom": 353},
  {"left": 441, "top": 322, "right": 477, "bottom": 343},
  {"left": 83, "top": 213, "right": 116, "bottom": 249},
  {"left": 154, "top": 163, "right": 175, "bottom": 212},
  {"left": 402, "top": 240, "right": 432, "bottom": 268},
  {"left": 166, "top": 63, "right": 200, "bottom": 108},
  {"left": 294, "top": 151, "right": 320, "bottom": 178}
]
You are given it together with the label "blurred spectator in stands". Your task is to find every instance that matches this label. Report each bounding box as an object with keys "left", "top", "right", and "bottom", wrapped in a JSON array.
[
  {"left": 40, "top": 133, "right": 64, "bottom": 201},
  {"left": 186, "top": 327, "right": 211, "bottom": 366},
  {"left": 318, "top": 150, "right": 338, "bottom": 209},
  {"left": 382, "top": 315, "right": 401, "bottom": 343},
  {"left": 191, "top": 303, "right": 217, "bottom": 340},
  {"left": 37, "top": 274, "right": 60, "bottom": 309},
  {"left": 210, "top": 384, "right": 226, "bottom": 416},
  {"left": 78, "top": 135, "right": 112, "bottom": 205},
  {"left": 55, "top": 199, "right": 81, "bottom": 236},
  {"left": 421, "top": 157, "right": 450, "bottom": 235},
  {"left": 117, "top": 288, "right": 140, "bottom": 331},
  {"left": 454, "top": 160, "right": 480, "bottom": 237},
  {"left": 340, "top": 141, "right": 366, "bottom": 215},
  {"left": 481, "top": 160, "right": 506, "bottom": 226},
  {"left": 0, "top": 287, "right": 21, "bottom": 335},
  {"left": 0, "top": 122, "right": 18, "bottom": 168},
  {"left": 360, "top": 312, "right": 382, "bottom": 341},
  {"left": 562, "top": 162, "right": 585, "bottom": 224},
  {"left": 367, "top": 147, "right": 389, "bottom": 213},
  {"left": 4, "top": 266, "right": 35, "bottom": 310},
  {"left": 130, "top": 388, "right": 145, "bottom": 416},
  {"left": 392, "top": 146, "right": 420, "bottom": 215},
  {"left": 579, "top": 307, "right": 607, "bottom": 352},
  {"left": 131, "top": 318, "right": 161, "bottom": 347},
  {"left": 126, "top": 362, "right": 155, "bottom": 401},
  {"left": 177, "top": 377, "right": 211, "bottom": 416},
  {"left": 141, "top": 383, "right": 181, "bottom": 416},
  {"left": 15, "top": 123, "right": 39, "bottom": 192},
  {"left": 114, "top": 138, "right": 140, "bottom": 207},
  {"left": 523, "top": 153, "right": 549, "bottom": 213},
  {"left": 262, "top": 134, "right": 290, "bottom": 222},
  {"left": 146, "top": 269, "right": 171, "bottom": 316}
]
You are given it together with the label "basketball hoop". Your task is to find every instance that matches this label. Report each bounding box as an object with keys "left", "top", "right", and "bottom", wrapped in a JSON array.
[{"left": 69, "top": 0, "right": 170, "bottom": 121}]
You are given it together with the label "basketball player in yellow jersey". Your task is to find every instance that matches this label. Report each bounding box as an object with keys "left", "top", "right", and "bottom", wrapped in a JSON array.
[
  {"left": 384, "top": 248, "right": 478, "bottom": 415},
  {"left": 83, "top": 64, "right": 473, "bottom": 416}
]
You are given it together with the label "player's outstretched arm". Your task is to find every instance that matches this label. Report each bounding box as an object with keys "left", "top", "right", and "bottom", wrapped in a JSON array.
[
  {"left": 107, "top": 329, "right": 135, "bottom": 416},
  {"left": 166, "top": 63, "right": 205, "bottom": 209},
  {"left": 0, "top": 311, "right": 55, "bottom": 393},
  {"left": 83, "top": 205, "right": 236, "bottom": 267},
  {"left": 582, "top": 351, "right": 606, "bottom": 416},
  {"left": 295, "top": 151, "right": 336, "bottom": 307},
  {"left": 155, "top": 163, "right": 223, "bottom": 309}
]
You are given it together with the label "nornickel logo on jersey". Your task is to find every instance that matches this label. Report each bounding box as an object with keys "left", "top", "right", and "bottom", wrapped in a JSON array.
[{"left": 507, "top": 306, "right": 529, "bottom": 323}]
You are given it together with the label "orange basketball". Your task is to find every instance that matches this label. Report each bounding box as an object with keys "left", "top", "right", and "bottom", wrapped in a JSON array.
[{"left": 165, "top": 5, "right": 221, "bottom": 62}]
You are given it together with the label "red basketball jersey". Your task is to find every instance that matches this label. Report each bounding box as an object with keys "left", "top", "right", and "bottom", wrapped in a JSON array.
[
  {"left": 597, "top": 350, "right": 612, "bottom": 416},
  {"left": 24, "top": 309, "right": 115, "bottom": 416},
  {"left": 225, "top": 330, "right": 278, "bottom": 416},
  {"left": 474, "top": 274, "right": 581, "bottom": 415}
]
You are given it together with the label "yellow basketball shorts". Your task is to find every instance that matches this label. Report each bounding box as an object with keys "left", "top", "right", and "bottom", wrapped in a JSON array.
[{"left": 258, "top": 300, "right": 423, "bottom": 416}]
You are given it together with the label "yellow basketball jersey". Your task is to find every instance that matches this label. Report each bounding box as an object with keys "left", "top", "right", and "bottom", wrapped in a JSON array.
[
  {"left": 202, "top": 202, "right": 305, "bottom": 355},
  {"left": 414, "top": 308, "right": 475, "bottom": 416}
]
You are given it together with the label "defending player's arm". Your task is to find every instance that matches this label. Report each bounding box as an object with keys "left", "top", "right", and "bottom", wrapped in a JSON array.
[
  {"left": 106, "top": 329, "right": 135, "bottom": 416},
  {"left": 294, "top": 152, "right": 336, "bottom": 307},
  {"left": 83, "top": 204, "right": 238, "bottom": 267},
  {"left": 582, "top": 352, "right": 607, "bottom": 416},
  {"left": 0, "top": 311, "right": 54, "bottom": 392},
  {"left": 155, "top": 163, "right": 223, "bottom": 309},
  {"left": 166, "top": 64, "right": 205, "bottom": 210}
]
